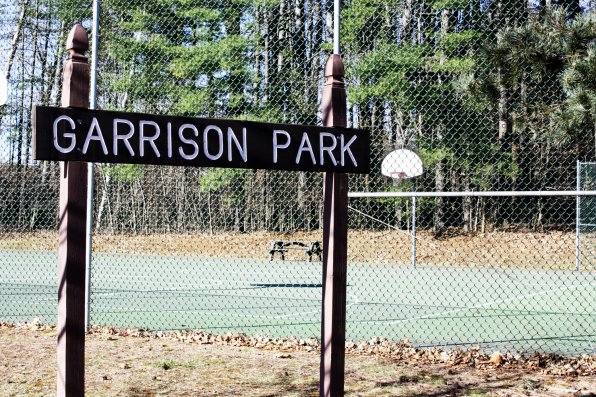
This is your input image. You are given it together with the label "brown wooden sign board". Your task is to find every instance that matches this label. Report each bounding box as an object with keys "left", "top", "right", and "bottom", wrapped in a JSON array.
[{"left": 33, "top": 105, "right": 370, "bottom": 174}]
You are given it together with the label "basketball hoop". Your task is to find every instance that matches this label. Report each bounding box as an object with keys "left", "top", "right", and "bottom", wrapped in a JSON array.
[
  {"left": 381, "top": 149, "right": 423, "bottom": 181},
  {"left": 390, "top": 171, "right": 408, "bottom": 180}
]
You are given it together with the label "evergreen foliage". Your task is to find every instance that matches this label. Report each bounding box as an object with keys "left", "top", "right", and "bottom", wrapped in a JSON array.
[{"left": 0, "top": 0, "right": 595, "bottom": 233}]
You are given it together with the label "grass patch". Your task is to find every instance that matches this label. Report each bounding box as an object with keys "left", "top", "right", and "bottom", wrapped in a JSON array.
[
  {"left": 153, "top": 359, "right": 194, "bottom": 370},
  {"left": 523, "top": 379, "right": 541, "bottom": 390},
  {"left": 466, "top": 388, "right": 488, "bottom": 396},
  {"left": 426, "top": 374, "right": 446, "bottom": 385},
  {"left": 398, "top": 374, "right": 419, "bottom": 383},
  {"left": 204, "top": 358, "right": 225, "bottom": 366}
]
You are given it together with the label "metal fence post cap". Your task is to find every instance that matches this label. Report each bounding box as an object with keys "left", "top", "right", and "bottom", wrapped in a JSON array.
[
  {"left": 66, "top": 24, "right": 88, "bottom": 58},
  {"left": 324, "top": 54, "right": 344, "bottom": 78}
]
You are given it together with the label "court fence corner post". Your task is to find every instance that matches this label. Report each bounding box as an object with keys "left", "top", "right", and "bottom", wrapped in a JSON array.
[
  {"left": 320, "top": 53, "right": 349, "bottom": 397},
  {"left": 57, "top": 24, "right": 90, "bottom": 397}
]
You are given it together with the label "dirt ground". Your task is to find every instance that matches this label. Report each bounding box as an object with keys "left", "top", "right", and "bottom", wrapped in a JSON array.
[
  {"left": 1, "top": 323, "right": 594, "bottom": 397},
  {"left": 0, "top": 229, "right": 587, "bottom": 269}
]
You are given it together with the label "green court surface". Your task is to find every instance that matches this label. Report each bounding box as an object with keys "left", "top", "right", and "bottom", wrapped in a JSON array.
[{"left": 1, "top": 250, "right": 594, "bottom": 355}]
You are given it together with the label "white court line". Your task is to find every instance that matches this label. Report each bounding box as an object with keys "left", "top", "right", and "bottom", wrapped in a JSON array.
[
  {"left": 93, "top": 308, "right": 316, "bottom": 320},
  {"left": 93, "top": 283, "right": 224, "bottom": 290},
  {"left": 1, "top": 280, "right": 54, "bottom": 284},
  {"left": 374, "top": 282, "right": 596, "bottom": 326},
  {"left": 273, "top": 294, "right": 359, "bottom": 320},
  {"left": 273, "top": 293, "right": 359, "bottom": 320},
  {"left": 93, "top": 268, "right": 300, "bottom": 280},
  {"left": 91, "top": 291, "right": 118, "bottom": 297},
  {"left": 90, "top": 288, "right": 228, "bottom": 296},
  {"left": 7, "top": 296, "right": 56, "bottom": 303},
  {"left": 92, "top": 262, "right": 315, "bottom": 276},
  {"left": 94, "top": 261, "right": 273, "bottom": 269},
  {"left": 95, "top": 309, "right": 267, "bottom": 319},
  {"left": 93, "top": 274, "right": 225, "bottom": 287}
]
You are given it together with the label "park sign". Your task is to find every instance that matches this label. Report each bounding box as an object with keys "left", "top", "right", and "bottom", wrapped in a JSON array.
[
  {"left": 32, "top": 105, "right": 370, "bottom": 174},
  {"left": 51, "top": 24, "right": 354, "bottom": 397}
]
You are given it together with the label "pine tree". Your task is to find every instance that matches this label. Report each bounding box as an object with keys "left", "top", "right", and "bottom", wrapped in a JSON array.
[
  {"left": 472, "top": 6, "right": 596, "bottom": 227},
  {"left": 343, "top": 0, "right": 495, "bottom": 233}
]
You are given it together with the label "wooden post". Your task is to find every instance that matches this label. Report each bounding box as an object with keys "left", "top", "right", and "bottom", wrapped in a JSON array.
[
  {"left": 320, "top": 54, "right": 348, "bottom": 397},
  {"left": 57, "top": 24, "right": 89, "bottom": 397}
]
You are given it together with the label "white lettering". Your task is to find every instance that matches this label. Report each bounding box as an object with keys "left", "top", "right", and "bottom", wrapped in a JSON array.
[
  {"left": 340, "top": 134, "right": 358, "bottom": 167},
  {"left": 178, "top": 123, "right": 199, "bottom": 160},
  {"left": 319, "top": 132, "right": 337, "bottom": 166},
  {"left": 203, "top": 125, "right": 224, "bottom": 161},
  {"left": 52, "top": 115, "right": 76, "bottom": 154},
  {"left": 113, "top": 118, "right": 135, "bottom": 156},
  {"left": 295, "top": 132, "right": 316, "bottom": 165},
  {"left": 167, "top": 122, "right": 172, "bottom": 158},
  {"left": 139, "top": 120, "right": 161, "bottom": 157},
  {"left": 83, "top": 117, "right": 108, "bottom": 155},
  {"left": 272, "top": 129, "right": 291, "bottom": 163},
  {"left": 228, "top": 127, "right": 247, "bottom": 162}
]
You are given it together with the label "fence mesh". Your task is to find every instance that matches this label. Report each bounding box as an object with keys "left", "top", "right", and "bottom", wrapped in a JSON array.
[{"left": 1, "top": 0, "right": 595, "bottom": 355}]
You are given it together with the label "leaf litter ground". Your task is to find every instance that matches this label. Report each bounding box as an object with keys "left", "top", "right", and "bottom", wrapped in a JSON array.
[{"left": 1, "top": 323, "right": 594, "bottom": 397}]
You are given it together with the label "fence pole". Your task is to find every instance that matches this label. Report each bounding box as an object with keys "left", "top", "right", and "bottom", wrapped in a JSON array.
[
  {"left": 320, "top": 53, "right": 348, "bottom": 397},
  {"left": 57, "top": 24, "right": 89, "bottom": 397},
  {"left": 576, "top": 160, "right": 581, "bottom": 271},
  {"left": 333, "top": 0, "right": 340, "bottom": 54},
  {"left": 85, "top": 0, "right": 100, "bottom": 334},
  {"left": 412, "top": 195, "right": 417, "bottom": 268}
]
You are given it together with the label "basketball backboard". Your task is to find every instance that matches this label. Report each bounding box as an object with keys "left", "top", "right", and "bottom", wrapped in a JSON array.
[{"left": 381, "top": 149, "right": 423, "bottom": 179}]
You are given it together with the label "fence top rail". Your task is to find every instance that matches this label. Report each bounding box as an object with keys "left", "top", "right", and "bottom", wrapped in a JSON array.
[{"left": 348, "top": 190, "right": 596, "bottom": 198}]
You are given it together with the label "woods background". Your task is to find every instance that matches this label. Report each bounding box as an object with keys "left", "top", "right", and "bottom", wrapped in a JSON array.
[{"left": 1, "top": 0, "right": 595, "bottom": 236}]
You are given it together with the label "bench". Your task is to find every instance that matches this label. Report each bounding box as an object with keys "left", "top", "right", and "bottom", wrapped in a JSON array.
[{"left": 269, "top": 240, "right": 322, "bottom": 262}]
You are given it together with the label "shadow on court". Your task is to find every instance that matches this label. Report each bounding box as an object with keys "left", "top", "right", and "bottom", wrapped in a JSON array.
[{"left": 251, "top": 283, "right": 323, "bottom": 288}]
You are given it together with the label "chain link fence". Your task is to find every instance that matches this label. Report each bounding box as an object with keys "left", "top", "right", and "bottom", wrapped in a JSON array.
[{"left": 1, "top": 0, "right": 595, "bottom": 355}]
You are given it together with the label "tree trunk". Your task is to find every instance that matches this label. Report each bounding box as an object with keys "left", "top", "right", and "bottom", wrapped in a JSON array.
[
  {"left": 39, "top": 11, "right": 55, "bottom": 105},
  {"left": 495, "top": 70, "right": 512, "bottom": 227},
  {"left": 50, "top": 24, "right": 66, "bottom": 105},
  {"left": 434, "top": 125, "right": 446, "bottom": 238},
  {"left": 462, "top": 176, "right": 473, "bottom": 233},
  {"left": 177, "top": 169, "right": 186, "bottom": 231},
  {"left": 4, "top": 0, "right": 28, "bottom": 81},
  {"left": 498, "top": 72, "right": 508, "bottom": 142},
  {"left": 16, "top": 42, "right": 25, "bottom": 165},
  {"left": 96, "top": 168, "right": 111, "bottom": 232},
  {"left": 24, "top": 0, "right": 41, "bottom": 164},
  {"left": 0, "top": 0, "right": 28, "bottom": 127}
]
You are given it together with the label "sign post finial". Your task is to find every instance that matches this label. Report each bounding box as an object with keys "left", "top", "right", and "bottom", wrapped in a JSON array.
[{"left": 66, "top": 24, "right": 89, "bottom": 59}]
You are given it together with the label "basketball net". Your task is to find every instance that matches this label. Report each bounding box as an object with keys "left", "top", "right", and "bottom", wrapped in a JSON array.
[{"left": 390, "top": 171, "right": 407, "bottom": 180}]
